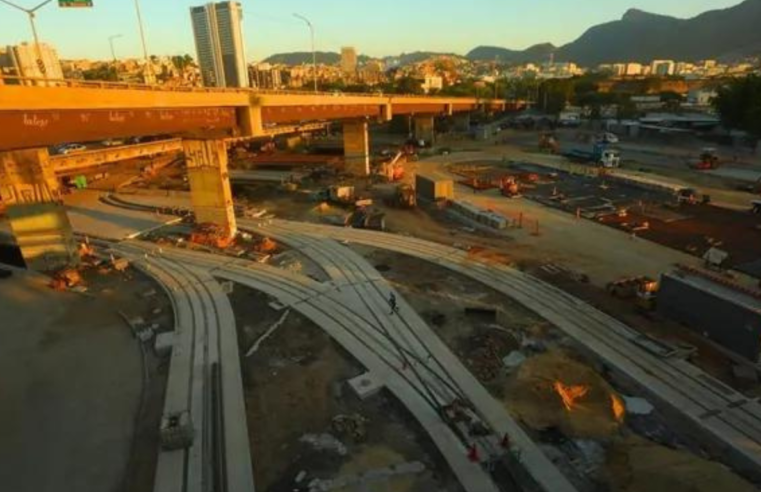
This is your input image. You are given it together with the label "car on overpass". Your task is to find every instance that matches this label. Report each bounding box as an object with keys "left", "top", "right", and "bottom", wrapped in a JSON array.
[
  {"left": 102, "top": 138, "right": 126, "bottom": 147},
  {"left": 55, "top": 143, "right": 87, "bottom": 155}
]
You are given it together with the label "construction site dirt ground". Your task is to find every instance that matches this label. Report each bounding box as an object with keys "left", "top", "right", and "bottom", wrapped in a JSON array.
[
  {"left": 435, "top": 157, "right": 761, "bottom": 279},
  {"left": 474, "top": 159, "right": 761, "bottom": 278},
  {"left": 120, "top": 179, "right": 752, "bottom": 391},
  {"left": 346, "top": 245, "right": 761, "bottom": 492},
  {"left": 0, "top": 264, "right": 171, "bottom": 492},
  {"left": 228, "top": 285, "right": 464, "bottom": 492}
]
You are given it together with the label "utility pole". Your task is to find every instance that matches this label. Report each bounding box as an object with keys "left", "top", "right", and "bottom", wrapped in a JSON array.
[
  {"left": 0, "top": 0, "right": 55, "bottom": 81},
  {"left": 293, "top": 13, "right": 317, "bottom": 93},
  {"left": 108, "top": 34, "right": 123, "bottom": 63},
  {"left": 133, "top": 0, "right": 153, "bottom": 83}
]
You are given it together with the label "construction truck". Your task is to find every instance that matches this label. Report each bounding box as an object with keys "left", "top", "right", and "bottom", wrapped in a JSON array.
[
  {"left": 394, "top": 184, "right": 417, "bottom": 208},
  {"left": 607, "top": 276, "right": 659, "bottom": 311},
  {"left": 688, "top": 148, "right": 720, "bottom": 170},
  {"left": 347, "top": 206, "right": 386, "bottom": 231},
  {"left": 318, "top": 185, "right": 355, "bottom": 206},
  {"left": 565, "top": 142, "right": 621, "bottom": 168}
]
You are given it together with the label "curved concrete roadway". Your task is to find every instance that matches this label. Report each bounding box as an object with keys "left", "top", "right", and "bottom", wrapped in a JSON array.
[
  {"left": 113, "top": 246, "right": 254, "bottom": 492},
  {"left": 241, "top": 218, "right": 761, "bottom": 480},
  {"left": 113, "top": 241, "right": 518, "bottom": 492}
]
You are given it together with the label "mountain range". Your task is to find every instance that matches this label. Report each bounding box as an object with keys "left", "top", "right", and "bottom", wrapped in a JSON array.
[
  {"left": 263, "top": 0, "right": 761, "bottom": 67},
  {"left": 263, "top": 51, "right": 457, "bottom": 67}
]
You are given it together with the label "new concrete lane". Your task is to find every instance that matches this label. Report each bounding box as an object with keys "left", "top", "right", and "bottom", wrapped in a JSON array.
[
  {"left": 238, "top": 223, "right": 578, "bottom": 492},
  {"left": 111, "top": 244, "right": 254, "bottom": 492},
  {"left": 246, "top": 218, "right": 761, "bottom": 479},
  {"left": 115, "top": 241, "right": 504, "bottom": 492}
]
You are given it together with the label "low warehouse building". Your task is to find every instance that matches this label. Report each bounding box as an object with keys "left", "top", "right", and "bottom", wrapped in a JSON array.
[{"left": 658, "top": 268, "right": 761, "bottom": 362}]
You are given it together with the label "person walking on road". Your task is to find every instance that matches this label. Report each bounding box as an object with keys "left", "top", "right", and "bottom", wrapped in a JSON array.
[{"left": 389, "top": 292, "right": 399, "bottom": 315}]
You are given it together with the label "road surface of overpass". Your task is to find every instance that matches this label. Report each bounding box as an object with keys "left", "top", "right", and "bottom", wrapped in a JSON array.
[{"left": 0, "top": 76, "right": 512, "bottom": 151}]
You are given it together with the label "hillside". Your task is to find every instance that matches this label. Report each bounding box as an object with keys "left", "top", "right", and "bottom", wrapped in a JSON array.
[
  {"left": 262, "top": 50, "right": 458, "bottom": 67},
  {"left": 385, "top": 51, "right": 460, "bottom": 65},
  {"left": 467, "top": 43, "right": 556, "bottom": 63},
  {"left": 263, "top": 51, "right": 340, "bottom": 65},
  {"left": 260, "top": 1, "right": 761, "bottom": 68},
  {"left": 556, "top": 0, "right": 761, "bottom": 64}
]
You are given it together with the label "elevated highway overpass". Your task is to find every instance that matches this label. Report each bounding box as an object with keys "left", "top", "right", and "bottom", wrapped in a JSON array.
[
  {"left": 0, "top": 76, "right": 511, "bottom": 151},
  {"left": 0, "top": 76, "right": 516, "bottom": 269}
]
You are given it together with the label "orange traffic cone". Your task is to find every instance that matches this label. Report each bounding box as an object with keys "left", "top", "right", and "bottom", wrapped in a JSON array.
[{"left": 467, "top": 443, "right": 480, "bottom": 462}]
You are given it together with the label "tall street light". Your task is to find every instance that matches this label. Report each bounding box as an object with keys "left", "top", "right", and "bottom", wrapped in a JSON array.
[
  {"left": 0, "top": 0, "right": 55, "bottom": 81},
  {"left": 293, "top": 12, "right": 317, "bottom": 93},
  {"left": 108, "top": 34, "right": 123, "bottom": 63},
  {"left": 133, "top": 0, "right": 153, "bottom": 83}
]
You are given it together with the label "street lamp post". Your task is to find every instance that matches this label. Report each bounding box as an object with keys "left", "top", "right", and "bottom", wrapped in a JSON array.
[
  {"left": 108, "top": 34, "right": 123, "bottom": 63},
  {"left": 293, "top": 13, "right": 317, "bottom": 93},
  {"left": 133, "top": 0, "right": 153, "bottom": 83},
  {"left": 0, "top": 0, "right": 55, "bottom": 81}
]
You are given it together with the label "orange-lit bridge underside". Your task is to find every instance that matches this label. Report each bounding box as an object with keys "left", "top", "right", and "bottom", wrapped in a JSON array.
[{"left": 0, "top": 81, "right": 513, "bottom": 151}]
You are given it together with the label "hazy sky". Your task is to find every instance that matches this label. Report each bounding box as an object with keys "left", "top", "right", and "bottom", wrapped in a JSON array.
[{"left": 0, "top": 0, "right": 744, "bottom": 61}]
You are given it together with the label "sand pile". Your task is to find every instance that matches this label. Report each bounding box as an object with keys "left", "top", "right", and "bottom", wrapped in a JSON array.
[
  {"left": 506, "top": 350, "right": 624, "bottom": 439},
  {"left": 605, "top": 435, "right": 757, "bottom": 492}
]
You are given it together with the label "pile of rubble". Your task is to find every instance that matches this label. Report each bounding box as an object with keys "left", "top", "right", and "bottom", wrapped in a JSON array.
[
  {"left": 461, "top": 329, "right": 519, "bottom": 382},
  {"left": 331, "top": 414, "right": 369, "bottom": 443}
]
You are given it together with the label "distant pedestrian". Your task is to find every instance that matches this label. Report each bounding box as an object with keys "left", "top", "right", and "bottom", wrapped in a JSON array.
[
  {"left": 500, "top": 433, "right": 511, "bottom": 449},
  {"left": 389, "top": 292, "right": 398, "bottom": 315}
]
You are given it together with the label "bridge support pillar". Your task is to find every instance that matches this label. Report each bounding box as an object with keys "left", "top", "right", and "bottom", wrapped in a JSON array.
[
  {"left": 379, "top": 103, "right": 393, "bottom": 123},
  {"left": 0, "top": 148, "right": 77, "bottom": 271},
  {"left": 453, "top": 113, "right": 471, "bottom": 133},
  {"left": 413, "top": 115, "right": 435, "bottom": 145},
  {"left": 238, "top": 105, "right": 264, "bottom": 137},
  {"left": 183, "top": 139, "right": 237, "bottom": 238},
  {"left": 342, "top": 120, "right": 370, "bottom": 176}
]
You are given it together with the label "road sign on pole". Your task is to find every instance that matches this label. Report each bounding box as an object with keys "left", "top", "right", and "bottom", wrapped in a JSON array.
[{"left": 58, "top": 0, "right": 93, "bottom": 7}]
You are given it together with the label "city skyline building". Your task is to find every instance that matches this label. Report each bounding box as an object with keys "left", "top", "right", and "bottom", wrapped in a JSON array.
[
  {"left": 0, "top": 42, "right": 64, "bottom": 86},
  {"left": 190, "top": 1, "right": 249, "bottom": 88},
  {"left": 341, "top": 46, "right": 357, "bottom": 77}
]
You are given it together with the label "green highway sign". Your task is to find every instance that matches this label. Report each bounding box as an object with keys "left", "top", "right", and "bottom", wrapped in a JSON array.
[{"left": 58, "top": 0, "right": 93, "bottom": 7}]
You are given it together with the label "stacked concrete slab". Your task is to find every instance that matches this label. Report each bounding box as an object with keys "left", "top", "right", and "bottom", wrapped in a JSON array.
[{"left": 450, "top": 200, "right": 508, "bottom": 229}]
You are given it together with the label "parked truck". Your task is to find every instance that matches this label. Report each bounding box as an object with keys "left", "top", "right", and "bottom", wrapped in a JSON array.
[{"left": 564, "top": 142, "right": 621, "bottom": 168}]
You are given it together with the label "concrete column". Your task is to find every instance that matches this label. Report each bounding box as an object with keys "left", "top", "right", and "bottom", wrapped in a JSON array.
[
  {"left": 237, "top": 105, "right": 264, "bottom": 138},
  {"left": 413, "top": 115, "right": 435, "bottom": 145},
  {"left": 379, "top": 103, "right": 393, "bottom": 123},
  {"left": 183, "top": 139, "right": 237, "bottom": 237},
  {"left": 453, "top": 113, "right": 471, "bottom": 133},
  {"left": 0, "top": 148, "right": 77, "bottom": 270},
  {"left": 342, "top": 120, "right": 370, "bottom": 176}
]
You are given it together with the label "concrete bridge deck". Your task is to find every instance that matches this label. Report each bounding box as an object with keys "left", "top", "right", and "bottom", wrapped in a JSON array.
[{"left": 0, "top": 76, "right": 513, "bottom": 151}]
